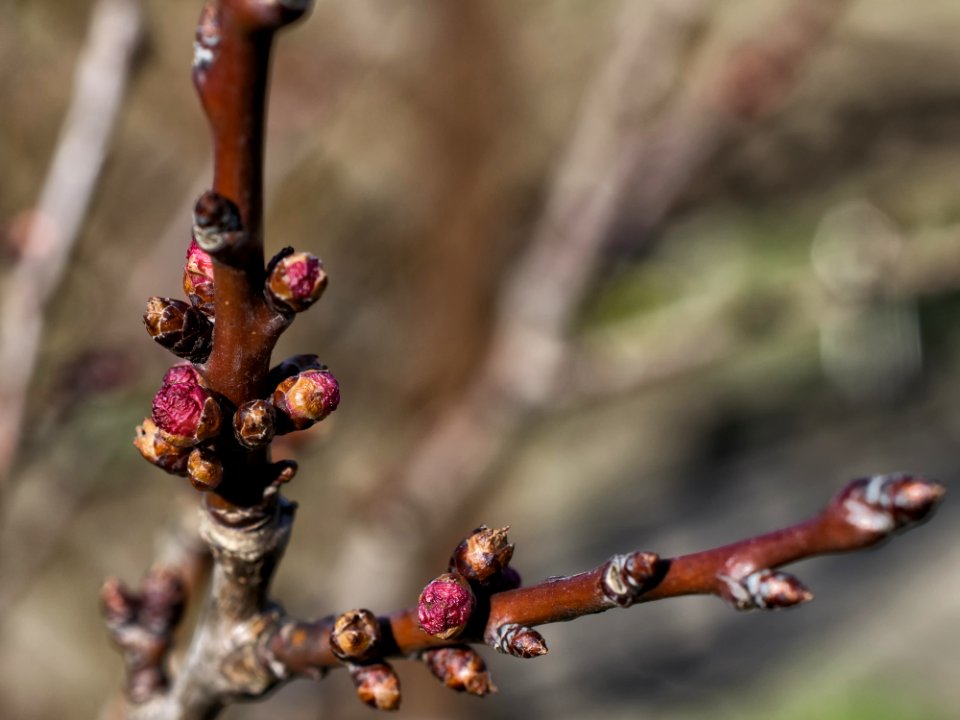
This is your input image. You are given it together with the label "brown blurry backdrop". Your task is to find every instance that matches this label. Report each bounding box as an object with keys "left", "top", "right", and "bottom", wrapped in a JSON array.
[{"left": 1, "top": 1, "right": 958, "bottom": 718}]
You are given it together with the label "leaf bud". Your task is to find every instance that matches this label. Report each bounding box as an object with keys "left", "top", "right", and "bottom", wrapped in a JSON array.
[
  {"left": 152, "top": 380, "right": 222, "bottom": 447},
  {"left": 330, "top": 609, "right": 382, "bottom": 662},
  {"left": 422, "top": 646, "right": 497, "bottom": 696},
  {"left": 187, "top": 447, "right": 223, "bottom": 491},
  {"left": 192, "top": 190, "right": 243, "bottom": 253},
  {"left": 719, "top": 569, "right": 813, "bottom": 611},
  {"left": 350, "top": 662, "right": 401, "bottom": 711},
  {"left": 490, "top": 623, "right": 548, "bottom": 658},
  {"left": 233, "top": 399, "right": 277, "bottom": 448},
  {"left": 451, "top": 525, "right": 514, "bottom": 584},
  {"left": 266, "top": 248, "right": 328, "bottom": 313},
  {"left": 134, "top": 418, "right": 190, "bottom": 475},
  {"left": 183, "top": 240, "right": 215, "bottom": 315},
  {"left": 272, "top": 368, "right": 340, "bottom": 430},
  {"left": 143, "top": 296, "right": 213, "bottom": 363},
  {"left": 417, "top": 572, "right": 475, "bottom": 640}
]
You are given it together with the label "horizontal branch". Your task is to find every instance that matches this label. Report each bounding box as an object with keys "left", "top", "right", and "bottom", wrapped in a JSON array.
[{"left": 264, "top": 474, "right": 943, "bottom": 676}]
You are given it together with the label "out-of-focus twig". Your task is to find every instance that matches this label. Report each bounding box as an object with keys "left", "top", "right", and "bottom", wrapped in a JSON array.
[{"left": 0, "top": 0, "right": 145, "bottom": 489}]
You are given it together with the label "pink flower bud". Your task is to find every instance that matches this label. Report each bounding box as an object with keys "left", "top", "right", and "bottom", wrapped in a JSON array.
[
  {"left": 151, "top": 381, "right": 221, "bottom": 447},
  {"left": 183, "top": 240, "right": 215, "bottom": 315},
  {"left": 266, "top": 249, "right": 327, "bottom": 312},
  {"left": 162, "top": 363, "right": 203, "bottom": 387},
  {"left": 272, "top": 368, "right": 339, "bottom": 430},
  {"left": 417, "top": 572, "right": 475, "bottom": 640}
]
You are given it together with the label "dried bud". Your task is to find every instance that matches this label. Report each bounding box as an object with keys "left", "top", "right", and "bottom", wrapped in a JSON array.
[
  {"left": 417, "top": 572, "right": 475, "bottom": 640},
  {"left": 187, "top": 447, "right": 223, "bottom": 491},
  {"left": 451, "top": 525, "right": 514, "bottom": 584},
  {"left": 600, "top": 551, "right": 661, "bottom": 607},
  {"left": 143, "top": 296, "right": 213, "bottom": 363},
  {"left": 134, "top": 418, "right": 190, "bottom": 475},
  {"left": 100, "top": 578, "right": 139, "bottom": 627},
  {"left": 422, "top": 646, "right": 497, "bottom": 696},
  {"left": 192, "top": 190, "right": 243, "bottom": 253},
  {"left": 152, "top": 381, "right": 222, "bottom": 447},
  {"left": 350, "top": 662, "right": 401, "bottom": 711},
  {"left": 490, "top": 623, "right": 548, "bottom": 658},
  {"left": 139, "top": 567, "right": 186, "bottom": 634},
  {"left": 272, "top": 368, "right": 340, "bottom": 430},
  {"left": 233, "top": 399, "right": 277, "bottom": 448},
  {"left": 837, "top": 474, "right": 945, "bottom": 536},
  {"left": 330, "top": 609, "right": 382, "bottom": 662},
  {"left": 719, "top": 569, "right": 813, "bottom": 611},
  {"left": 183, "top": 240, "right": 215, "bottom": 314},
  {"left": 266, "top": 248, "right": 328, "bottom": 313}
]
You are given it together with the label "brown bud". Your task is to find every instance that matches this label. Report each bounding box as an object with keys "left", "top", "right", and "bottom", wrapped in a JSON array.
[
  {"left": 266, "top": 248, "right": 328, "bottom": 313},
  {"left": 187, "top": 447, "right": 223, "bottom": 491},
  {"left": 330, "top": 609, "right": 382, "bottom": 662},
  {"left": 152, "top": 380, "right": 222, "bottom": 447},
  {"left": 183, "top": 240, "right": 215, "bottom": 315},
  {"left": 272, "top": 368, "right": 340, "bottom": 430},
  {"left": 451, "top": 525, "right": 514, "bottom": 584},
  {"left": 266, "top": 354, "right": 325, "bottom": 389},
  {"left": 418, "top": 572, "right": 475, "bottom": 640},
  {"left": 134, "top": 418, "right": 190, "bottom": 475},
  {"left": 837, "top": 474, "right": 945, "bottom": 536},
  {"left": 192, "top": 190, "right": 243, "bottom": 253},
  {"left": 350, "top": 662, "right": 401, "bottom": 711},
  {"left": 490, "top": 623, "right": 548, "bottom": 658},
  {"left": 143, "top": 296, "right": 213, "bottom": 363},
  {"left": 233, "top": 399, "right": 277, "bottom": 448},
  {"left": 422, "top": 646, "right": 497, "bottom": 696},
  {"left": 719, "top": 569, "right": 813, "bottom": 611},
  {"left": 600, "top": 551, "right": 661, "bottom": 607}
]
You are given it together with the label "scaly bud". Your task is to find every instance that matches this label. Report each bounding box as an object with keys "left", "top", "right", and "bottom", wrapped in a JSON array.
[
  {"left": 350, "top": 662, "right": 401, "bottom": 711},
  {"left": 183, "top": 240, "right": 215, "bottom": 315},
  {"left": 417, "top": 572, "right": 475, "bottom": 640},
  {"left": 152, "top": 380, "right": 222, "bottom": 447},
  {"left": 266, "top": 248, "right": 328, "bottom": 313},
  {"left": 272, "top": 368, "right": 340, "bottom": 430},
  {"left": 451, "top": 525, "right": 514, "bottom": 584},
  {"left": 143, "top": 296, "right": 213, "bottom": 363},
  {"left": 187, "top": 447, "right": 223, "bottom": 491},
  {"left": 490, "top": 623, "right": 548, "bottom": 658},
  {"left": 330, "top": 609, "right": 382, "bottom": 662},
  {"left": 192, "top": 190, "right": 243, "bottom": 253},
  {"left": 600, "top": 550, "right": 661, "bottom": 607},
  {"left": 719, "top": 569, "right": 813, "bottom": 611},
  {"left": 422, "top": 646, "right": 497, "bottom": 696},
  {"left": 232, "top": 399, "right": 276, "bottom": 448},
  {"left": 134, "top": 418, "right": 190, "bottom": 475},
  {"left": 836, "top": 474, "right": 945, "bottom": 536}
]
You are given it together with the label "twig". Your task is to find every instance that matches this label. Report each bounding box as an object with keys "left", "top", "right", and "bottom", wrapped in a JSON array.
[{"left": 0, "top": 0, "right": 145, "bottom": 489}]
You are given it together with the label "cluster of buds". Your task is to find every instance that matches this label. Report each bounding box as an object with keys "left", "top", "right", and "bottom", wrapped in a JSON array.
[
  {"left": 100, "top": 568, "right": 186, "bottom": 704},
  {"left": 134, "top": 364, "right": 225, "bottom": 490},
  {"left": 417, "top": 526, "right": 523, "bottom": 641}
]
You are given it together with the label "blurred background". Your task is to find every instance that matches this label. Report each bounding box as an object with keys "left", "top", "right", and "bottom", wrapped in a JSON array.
[{"left": 1, "top": 0, "right": 958, "bottom": 718}]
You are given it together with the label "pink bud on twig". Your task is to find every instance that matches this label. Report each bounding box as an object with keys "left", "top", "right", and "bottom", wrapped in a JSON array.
[
  {"left": 266, "top": 249, "right": 328, "bottom": 313},
  {"left": 152, "top": 379, "right": 222, "bottom": 447},
  {"left": 183, "top": 240, "right": 215, "bottom": 315},
  {"left": 417, "top": 572, "right": 476, "bottom": 640},
  {"left": 272, "top": 368, "right": 340, "bottom": 430}
]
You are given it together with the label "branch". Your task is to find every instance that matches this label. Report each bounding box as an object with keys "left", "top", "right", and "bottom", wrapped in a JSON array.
[{"left": 264, "top": 474, "right": 944, "bottom": 686}]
